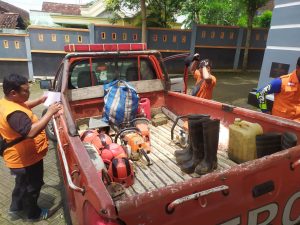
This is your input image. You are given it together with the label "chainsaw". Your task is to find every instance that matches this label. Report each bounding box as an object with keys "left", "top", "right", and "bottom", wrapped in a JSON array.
[
  {"left": 161, "top": 106, "right": 189, "bottom": 148},
  {"left": 115, "top": 118, "right": 152, "bottom": 166}
]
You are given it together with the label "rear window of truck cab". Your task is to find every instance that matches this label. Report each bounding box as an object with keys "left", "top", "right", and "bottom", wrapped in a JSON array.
[{"left": 68, "top": 56, "right": 157, "bottom": 89}]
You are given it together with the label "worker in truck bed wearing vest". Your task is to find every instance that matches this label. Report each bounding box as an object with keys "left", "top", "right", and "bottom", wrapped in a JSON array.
[
  {"left": 185, "top": 53, "right": 216, "bottom": 100},
  {"left": 256, "top": 57, "right": 300, "bottom": 121},
  {"left": 0, "top": 74, "right": 61, "bottom": 222}
]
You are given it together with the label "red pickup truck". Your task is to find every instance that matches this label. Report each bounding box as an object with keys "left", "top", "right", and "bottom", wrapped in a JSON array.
[{"left": 46, "top": 43, "right": 300, "bottom": 225}]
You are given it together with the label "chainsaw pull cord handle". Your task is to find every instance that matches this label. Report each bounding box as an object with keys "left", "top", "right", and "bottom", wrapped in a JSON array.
[
  {"left": 171, "top": 115, "right": 189, "bottom": 141},
  {"left": 114, "top": 127, "right": 142, "bottom": 143}
]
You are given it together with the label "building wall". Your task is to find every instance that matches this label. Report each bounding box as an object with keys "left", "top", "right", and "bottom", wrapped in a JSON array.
[
  {"left": 0, "top": 24, "right": 269, "bottom": 81},
  {"left": 94, "top": 25, "right": 142, "bottom": 44},
  {"left": 258, "top": 0, "right": 300, "bottom": 88},
  {"left": 32, "top": 53, "right": 65, "bottom": 77},
  {"left": 0, "top": 34, "right": 27, "bottom": 59},
  {"left": 0, "top": 62, "right": 28, "bottom": 81},
  {"left": 29, "top": 27, "right": 89, "bottom": 52},
  {"left": 147, "top": 28, "right": 191, "bottom": 52},
  {"left": 0, "top": 34, "right": 29, "bottom": 81}
]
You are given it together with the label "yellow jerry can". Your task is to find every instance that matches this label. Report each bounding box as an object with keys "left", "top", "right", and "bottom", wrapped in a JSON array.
[{"left": 228, "top": 118, "right": 263, "bottom": 163}]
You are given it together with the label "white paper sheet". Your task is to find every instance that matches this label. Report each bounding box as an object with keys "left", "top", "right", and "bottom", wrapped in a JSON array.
[{"left": 43, "top": 91, "right": 61, "bottom": 107}]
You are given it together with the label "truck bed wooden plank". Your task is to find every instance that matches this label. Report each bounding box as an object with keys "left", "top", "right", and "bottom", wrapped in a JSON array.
[
  {"left": 116, "top": 120, "right": 237, "bottom": 200},
  {"left": 150, "top": 144, "right": 190, "bottom": 181},
  {"left": 144, "top": 154, "right": 181, "bottom": 185}
]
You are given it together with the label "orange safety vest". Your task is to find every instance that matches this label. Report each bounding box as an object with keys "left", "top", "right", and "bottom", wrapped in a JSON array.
[
  {"left": 272, "top": 70, "right": 300, "bottom": 121},
  {"left": 193, "top": 70, "right": 216, "bottom": 99},
  {"left": 0, "top": 98, "right": 48, "bottom": 168}
]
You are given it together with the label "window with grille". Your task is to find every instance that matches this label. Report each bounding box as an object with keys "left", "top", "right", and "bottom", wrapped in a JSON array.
[
  {"left": 38, "top": 33, "right": 44, "bottom": 42},
  {"left": 163, "top": 35, "right": 167, "bottom": 42},
  {"left": 3, "top": 40, "right": 9, "bottom": 48},
  {"left": 65, "top": 35, "right": 70, "bottom": 43},
  {"left": 51, "top": 34, "right": 56, "bottom": 42},
  {"left": 122, "top": 33, "right": 127, "bottom": 41},
  {"left": 220, "top": 32, "right": 225, "bottom": 39},
  {"left": 78, "top": 35, "right": 83, "bottom": 43},
  {"left": 172, "top": 35, "right": 177, "bottom": 43},
  {"left": 14, "top": 41, "right": 20, "bottom": 49},
  {"left": 101, "top": 32, "right": 106, "bottom": 40}
]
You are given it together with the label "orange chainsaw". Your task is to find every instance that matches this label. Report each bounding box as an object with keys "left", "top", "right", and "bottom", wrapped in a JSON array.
[{"left": 115, "top": 118, "right": 152, "bottom": 166}]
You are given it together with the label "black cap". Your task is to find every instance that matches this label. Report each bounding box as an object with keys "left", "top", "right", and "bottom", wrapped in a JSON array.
[{"left": 297, "top": 57, "right": 300, "bottom": 66}]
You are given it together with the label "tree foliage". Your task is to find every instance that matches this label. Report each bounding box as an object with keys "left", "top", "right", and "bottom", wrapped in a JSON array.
[
  {"left": 255, "top": 10, "right": 272, "bottom": 28},
  {"left": 180, "top": 0, "right": 242, "bottom": 28},
  {"left": 105, "top": 0, "right": 272, "bottom": 29},
  {"left": 105, "top": 0, "right": 182, "bottom": 28}
]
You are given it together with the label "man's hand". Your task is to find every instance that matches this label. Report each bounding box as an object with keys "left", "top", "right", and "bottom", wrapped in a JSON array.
[
  {"left": 27, "top": 102, "right": 62, "bottom": 138},
  {"left": 39, "top": 95, "right": 48, "bottom": 104},
  {"left": 47, "top": 102, "right": 62, "bottom": 116}
]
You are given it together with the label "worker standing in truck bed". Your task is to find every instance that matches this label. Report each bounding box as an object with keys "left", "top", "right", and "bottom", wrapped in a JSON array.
[{"left": 185, "top": 54, "right": 216, "bottom": 100}]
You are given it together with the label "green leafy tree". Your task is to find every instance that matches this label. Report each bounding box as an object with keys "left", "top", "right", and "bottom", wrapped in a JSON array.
[
  {"left": 180, "top": 0, "right": 241, "bottom": 28},
  {"left": 239, "top": 0, "right": 269, "bottom": 71},
  {"left": 105, "top": 0, "right": 182, "bottom": 42},
  {"left": 105, "top": 0, "right": 147, "bottom": 42},
  {"left": 255, "top": 10, "right": 272, "bottom": 28}
]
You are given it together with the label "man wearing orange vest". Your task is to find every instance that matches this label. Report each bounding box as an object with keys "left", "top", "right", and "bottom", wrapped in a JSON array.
[
  {"left": 186, "top": 54, "right": 216, "bottom": 100},
  {"left": 256, "top": 57, "right": 300, "bottom": 121},
  {"left": 0, "top": 74, "right": 61, "bottom": 221}
]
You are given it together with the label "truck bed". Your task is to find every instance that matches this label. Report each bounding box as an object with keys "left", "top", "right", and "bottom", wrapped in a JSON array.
[{"left": 123, "top": 120, "right": 237, "bottom": 198}]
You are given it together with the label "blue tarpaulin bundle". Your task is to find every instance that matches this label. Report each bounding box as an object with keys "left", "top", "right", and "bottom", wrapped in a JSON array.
[{"left": 102, "top": 80, "right": 139, "bottom": 126}]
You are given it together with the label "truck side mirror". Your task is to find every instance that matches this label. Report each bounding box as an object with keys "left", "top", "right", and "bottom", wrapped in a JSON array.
[{"left": 40, "top": 80, "right": 52, "bottom": 90}]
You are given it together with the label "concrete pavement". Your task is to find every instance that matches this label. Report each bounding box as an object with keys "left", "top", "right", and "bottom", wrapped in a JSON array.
[{"left": 0, "top": 140, "right": 68, "bottom": 225}]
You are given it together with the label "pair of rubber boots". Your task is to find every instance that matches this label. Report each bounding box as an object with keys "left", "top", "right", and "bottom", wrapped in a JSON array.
[{"left": 175, "top": 114, "right": 220, "bottom": 175}]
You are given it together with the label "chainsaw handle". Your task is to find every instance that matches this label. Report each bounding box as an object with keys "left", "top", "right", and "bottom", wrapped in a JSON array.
[
  {"left": 140, "top": 148, "right": 152, "bottom": 166},
  {"left": 171, "top": 115, "right": 189, "bottom": 140},
  {"left": 131, "top": 117, "right": 150, "bottom": 125},
  {"left": 114, "top": 127, "right": 142, "bottom": 143},
  {"left": 119, "top": 118, "right": 150, "bottom": 129}
]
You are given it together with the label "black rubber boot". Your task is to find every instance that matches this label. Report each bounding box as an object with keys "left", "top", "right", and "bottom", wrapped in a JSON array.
[
  {"left": 179, "top": 117, "right": 210, "bottom": 173},
  {"left": 175, "top": 114, "right": 210, "bottom": 164},
  {"left": 194, "top": 119, "right": 220, "bottom": 175}
]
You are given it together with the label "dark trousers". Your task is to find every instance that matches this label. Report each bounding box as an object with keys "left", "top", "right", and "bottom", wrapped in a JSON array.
[{"left": 9, "top": 160, "right": 44, "bottom": 219}]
